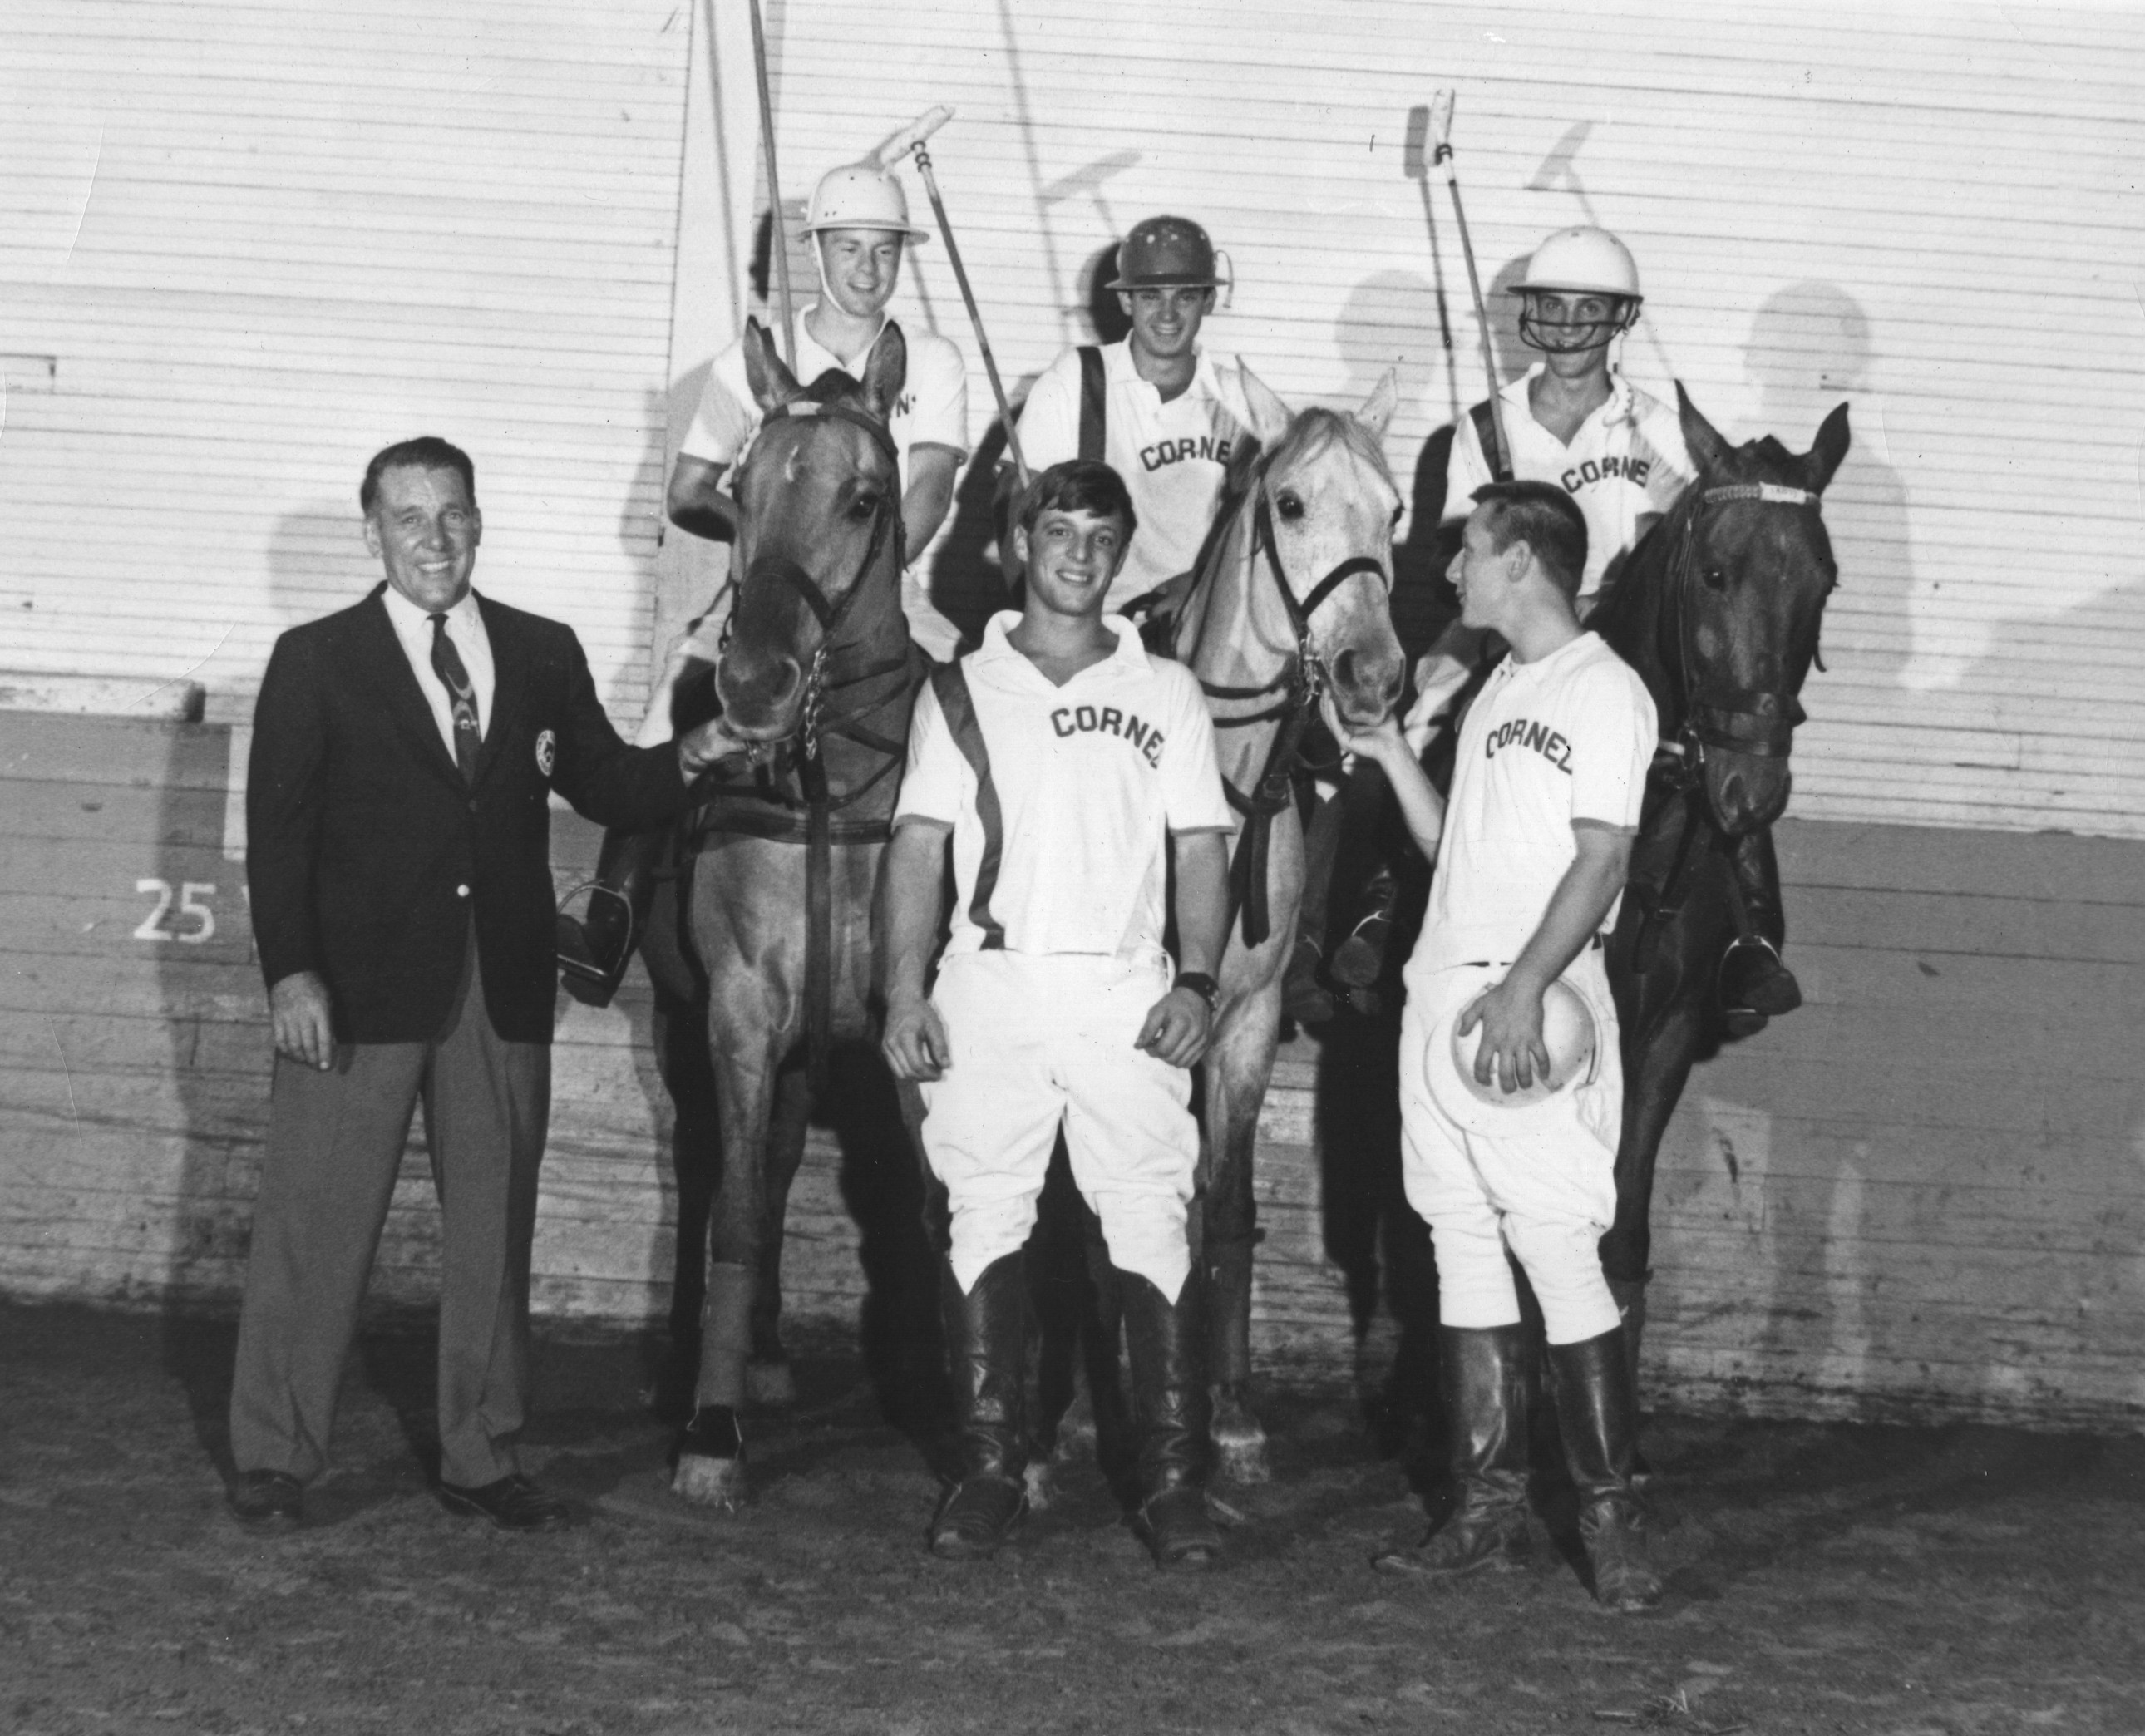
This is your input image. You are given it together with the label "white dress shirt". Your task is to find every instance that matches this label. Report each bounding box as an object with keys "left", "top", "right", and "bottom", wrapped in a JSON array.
[{"left": 380, "top": 584, "right": 496, "bottom": 759}]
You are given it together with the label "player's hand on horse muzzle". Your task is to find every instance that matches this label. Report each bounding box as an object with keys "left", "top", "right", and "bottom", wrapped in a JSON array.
[
  {"left": 677, "top": 717, "right": 748, "bottom": 778},
  {"left": 882, "top": 994, "right": 953, "bottom": 1082},
  {"left": 1136, "top": 989, "right": 1213, "bottom": 1071}
]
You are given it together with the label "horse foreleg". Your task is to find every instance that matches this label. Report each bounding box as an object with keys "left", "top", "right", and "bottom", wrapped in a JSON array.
[
  {"left": 673, "top": 1025, "right": 782, "bottom": 1510},
  {"left": 1603, "top": 996, "right": 1707, "bottom": 1403},
  {"left": 1202, "top": 976, "right": 1284, "bottom": 1486},
  {"left": 745, "top": 1063, "right": 812, "bottom": 1410}
]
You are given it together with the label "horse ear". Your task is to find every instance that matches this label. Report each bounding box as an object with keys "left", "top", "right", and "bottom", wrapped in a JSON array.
[
  {"left": 1355, "top": 368, "right": 1399, "bottom": 441},
  {"left": 742, "top": 318, "right": 804, "bottom": 412},
  {"left": 1235, "top": 360, "right": 1294, "bottom": 444},
  {"left": 1675, "top": 381, "right": 1737, "bottom": 477},
  {"left": 859, "top": 321, "right": 909, "bottom": 424},
  {"left": 1806, "top": 402, "right": 1852, "bottom": 493}
]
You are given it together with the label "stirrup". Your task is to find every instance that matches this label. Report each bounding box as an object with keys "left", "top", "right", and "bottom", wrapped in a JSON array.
[
  {"left": 555, "top": 882, "right": 637, "bottom": 1009},
  {"left": 1718, "top": 934, "right": 1801, "bottom": 1033}
]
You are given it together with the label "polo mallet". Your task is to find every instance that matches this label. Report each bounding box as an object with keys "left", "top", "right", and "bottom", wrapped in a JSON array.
[
  {"left": 880, "top": 105, "right": 1032, "bottom": 489},
  {"left": 746, "top": 0, "right": 797, "bottom": 367},
  {"left": 1403, "top": 105, "right": 1462, "bottom": 425},
  {"left": 1428, "top": 90, "right": 1512, "bottom": 481}
]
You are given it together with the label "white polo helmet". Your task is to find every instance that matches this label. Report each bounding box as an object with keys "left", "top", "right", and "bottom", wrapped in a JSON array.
[
  {"left": 1426, "top": 977, "right": 1601, "bottom": 1133},
  {"left": 800, "top": 163, "right": 931, "bottom": 244},
  {"left": 1515, "top": 226, "right": 1642, "bottom": 354}
]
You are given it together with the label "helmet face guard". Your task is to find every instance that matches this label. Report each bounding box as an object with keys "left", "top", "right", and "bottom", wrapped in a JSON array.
[{"left": 1516, "top": 291, "right": 1640, "bottom": 355}]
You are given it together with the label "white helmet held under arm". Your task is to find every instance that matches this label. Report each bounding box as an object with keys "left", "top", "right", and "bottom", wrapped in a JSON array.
[{"left": 1515, "top": 226, "right": 1643, "bottom": 354}]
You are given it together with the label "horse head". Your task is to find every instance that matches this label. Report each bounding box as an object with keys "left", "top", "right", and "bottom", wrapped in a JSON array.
[
  {"left": 1180, "top": 366, "right": 1408, "bottom": 732},
  {"left": 1666, "top": 386, "right": 1851, "bottom": 835},
  {"left": 714, "top": 318, "right": 907, "bottom": 743}
]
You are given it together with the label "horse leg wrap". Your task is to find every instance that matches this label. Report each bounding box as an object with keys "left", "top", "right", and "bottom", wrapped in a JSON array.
[
  {"left": 695, "top": 1261, "right": 756, "bottom": 1410},
  {"left": 1203, "top": 1234, "right": 1269, "bottom": 1485}
]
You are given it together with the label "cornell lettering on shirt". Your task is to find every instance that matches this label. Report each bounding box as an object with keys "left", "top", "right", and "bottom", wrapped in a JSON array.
[
  {"left": 1050, "top": 703, "right": 1166, "bottom": 767},
  {"left": 1140, "top": 433, "right": 1235, "bottom": 472},
  {"left": 1561, "top": 453, "right": 1650, "bottom": 492},
  {"left": 1483, "top": 717, "right": 1575, "bottom": 773}
]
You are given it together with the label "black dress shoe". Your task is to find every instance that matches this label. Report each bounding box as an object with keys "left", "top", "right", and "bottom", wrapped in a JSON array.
[
  {"left": 436, "top": 1474, "right": 576, "bottom": 1531},
  {"left": 228, "top": 1469, "right": 303, "bottom": 1528}
]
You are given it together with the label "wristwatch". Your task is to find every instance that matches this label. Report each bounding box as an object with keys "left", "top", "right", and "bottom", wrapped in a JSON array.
[{"left": 1172, "top": 970, "right": 1221, "bottom": 1017}]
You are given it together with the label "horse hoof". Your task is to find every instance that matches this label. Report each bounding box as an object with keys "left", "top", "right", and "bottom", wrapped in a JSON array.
[
  {"left": 1023, "top": 1460, "right": 1058, "bottom": 1513},
  {"left": 1211, "top": 1391, "right": 1271, "bottom": 1486},
  {"left": 746, "top": 1357, "right": 796, "bottom": 1409},
  {"left": 671, "top": 1451, "right": 747, "bottom": 1510}
]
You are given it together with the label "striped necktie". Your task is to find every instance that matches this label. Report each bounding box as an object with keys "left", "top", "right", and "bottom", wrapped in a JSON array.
[{"left": 428, "top": 612, "right": 482, "bottom": 783}]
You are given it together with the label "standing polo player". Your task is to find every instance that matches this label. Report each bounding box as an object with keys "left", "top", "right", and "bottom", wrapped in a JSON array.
[{"left": 882, "top": 460, "right": 1235, "bottom": 1571}]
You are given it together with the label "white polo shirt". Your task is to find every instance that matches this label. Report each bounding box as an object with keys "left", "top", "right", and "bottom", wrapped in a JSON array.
[
  {"left": 895, "top": 612, "right": 1233, "bottom": 973},
  {"left": 679, "top": 310, "right": 969, "bottom": 659},
  {"left": 1446, "top": 367, "right": 1694, "bottom": 597},
  {"left": 1411, "top": 631, "right": 1656, "bottom": 979},
  {"left": 1018, "top": 341, "right": 1260, "bottom": 611}
]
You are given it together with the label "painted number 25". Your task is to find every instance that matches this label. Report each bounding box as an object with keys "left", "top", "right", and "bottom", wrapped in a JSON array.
[{"left": 134, "top": 878, "right": 217, "bottom": 944}]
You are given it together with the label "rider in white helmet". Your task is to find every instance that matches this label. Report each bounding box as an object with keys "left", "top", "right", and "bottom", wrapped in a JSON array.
[
  {"left": 557, "top": 161, "right": 970, "bottom": 1008},
  {"left": 1362, "top": 227, "right": 1798, "bottom": 1032}
]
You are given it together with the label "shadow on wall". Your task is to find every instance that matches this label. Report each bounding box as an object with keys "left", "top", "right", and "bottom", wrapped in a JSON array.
[{"left": 1743, "top": 281, "right": 1916, "bottom": 693}]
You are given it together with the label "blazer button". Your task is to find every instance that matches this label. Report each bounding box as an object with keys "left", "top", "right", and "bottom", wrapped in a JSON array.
[{"left": 456, "top": 885, "right": 470, "bottom": 898}]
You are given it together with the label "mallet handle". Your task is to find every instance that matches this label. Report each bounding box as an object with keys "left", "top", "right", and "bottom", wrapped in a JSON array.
[
  {"left": 1430, "top": 90, "right": 1511, "bottom": 481},
  {"left": 912, "top": 138, "right": 1030, "bottom": 488},
  {"left": 747, "top": 0, "right": 797, "bottom": 368}
]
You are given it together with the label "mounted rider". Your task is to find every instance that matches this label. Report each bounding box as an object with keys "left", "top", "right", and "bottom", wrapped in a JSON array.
[
  {"left": 557, "top": 158, "right": 969, "bottom": 1006},
  {"left": 1381, "top": 225, "right": 1802, "bottom": 1031},
  {"left": 1013, "top": 215, "right": 1265, "bottom": 614}
]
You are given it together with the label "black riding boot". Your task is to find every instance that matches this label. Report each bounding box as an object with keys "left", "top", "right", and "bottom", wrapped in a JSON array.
[
  {"left": 1122, "top": 1269, "right": 1221, "bottom": 1571},
  {"left": 930, "top": 1253, "right": 1030, "bottom": 1558},
  {"left": 1548, "top": 1329, "right": 1662, "bottom": 1612},
  {"left": 556, "top": 824, "right": 667, "bottom": 1009},
  {"left": 1719, "top": 826, "right": 1801, "bottom": 1033},
  {"left": 1374, "top": 1324, "right": 1531, "bottom": 1577}
]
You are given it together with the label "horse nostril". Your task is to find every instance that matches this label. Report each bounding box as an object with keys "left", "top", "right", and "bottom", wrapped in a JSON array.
[
  {"left": 766, "top": 658, "right": 802, "bottom": 708},
  {"left": 1331, "top": 648, "right": 1358, "bottom": 691}
]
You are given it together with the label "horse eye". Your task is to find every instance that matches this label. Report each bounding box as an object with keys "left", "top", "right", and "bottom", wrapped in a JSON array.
[
  {"left": 1702, "top": 566, "right": 1728, "bottom": 591},
  {"left": 850, "top": 492, "right": 881, "bottom": 521},
  {"left": 1389, "top": 504, "right": 1404, "bottom": 528},
  {"left": 1275, "top": 493, "right": 1305, "bottom": 521}
]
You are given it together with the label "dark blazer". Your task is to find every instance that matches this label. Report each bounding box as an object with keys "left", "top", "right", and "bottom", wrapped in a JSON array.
[{"left": 248, "top": 584, "right": 692, "bottom": 1044}]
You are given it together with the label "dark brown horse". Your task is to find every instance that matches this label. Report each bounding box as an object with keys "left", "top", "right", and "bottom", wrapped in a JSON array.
[
  {"left": 668, "top": 318, "right": 927, "bottom": 1507},
  {"left": 1590, "top": 386, "right": 1850, "bottom": 1378}
]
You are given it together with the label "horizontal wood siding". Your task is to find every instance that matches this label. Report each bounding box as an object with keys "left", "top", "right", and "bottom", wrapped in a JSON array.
[
  {"left": 0, "top": 2, "right": 692, "bottom": 724},
  {"left": 4, "top": 713, "right": 2139, "bottom": 1431}
]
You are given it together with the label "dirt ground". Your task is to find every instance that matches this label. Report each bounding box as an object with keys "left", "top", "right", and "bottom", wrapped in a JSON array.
[{"left": 3, "top": 1301, "right": 2141, "bottom": 1736}]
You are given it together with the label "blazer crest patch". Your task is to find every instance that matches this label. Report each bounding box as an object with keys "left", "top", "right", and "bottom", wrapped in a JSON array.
[{"left": 535, "top": 729, "right": 556, "bottom": 777}]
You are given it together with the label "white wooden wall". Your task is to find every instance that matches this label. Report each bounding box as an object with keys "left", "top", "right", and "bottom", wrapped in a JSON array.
[{"left": 0, "top": 0, "right": 692, "bottom": 725}]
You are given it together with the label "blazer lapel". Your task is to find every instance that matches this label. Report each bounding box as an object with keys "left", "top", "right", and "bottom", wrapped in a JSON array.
[
  {"left": 356, "top": 585, "right": 466, "bottom": 789},
  {"left": 473, "top": 593, "right": 524, "bottom": 788}
]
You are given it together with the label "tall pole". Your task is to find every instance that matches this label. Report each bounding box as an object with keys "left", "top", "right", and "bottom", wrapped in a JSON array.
[
  {"left": 747, "top": 0, "right": 796, "bottom": 367},
  {"left": 1429, "top": 91, "right": 1512, "bottom": 481}
]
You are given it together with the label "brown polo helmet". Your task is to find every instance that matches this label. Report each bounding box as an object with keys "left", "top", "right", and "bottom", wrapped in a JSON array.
[{"left": 1106, "top": 215, "right": 1222, "bottom": 289}]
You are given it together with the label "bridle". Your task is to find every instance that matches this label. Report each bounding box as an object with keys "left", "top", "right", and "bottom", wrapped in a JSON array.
[
  {"left": 1661, "top": 479, "right": 1829, "bottom": 779},
  {"left": 720, "top": 397, "right": 907, "bottom": 766},
  {"left": 1181, "top": 474, "right": 1391, "bottom": 949}
]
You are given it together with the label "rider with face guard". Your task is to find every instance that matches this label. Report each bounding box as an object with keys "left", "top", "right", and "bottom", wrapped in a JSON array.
[
  {"left": 557, "top": 160, "right": 969, "bottom": 1008},
  {"left": 1013, "top": 215, "right": 1264, "bottom": 615},
  {"left": 1382, "top": 226, "right": 1800, "bottom": 1032}
]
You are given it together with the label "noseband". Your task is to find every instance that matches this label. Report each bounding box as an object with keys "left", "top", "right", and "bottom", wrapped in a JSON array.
[
  {"left": 726, "top": 397, "right": 905, "bottom": 757},
  {"left": 1669, "top": 481, "right": 1826, "bottom": 768}
]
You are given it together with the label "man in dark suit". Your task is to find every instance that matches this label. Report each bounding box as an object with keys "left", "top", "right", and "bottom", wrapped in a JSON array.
[{"left": 228, "top": 436, "right": 735, "bottom": 1531}]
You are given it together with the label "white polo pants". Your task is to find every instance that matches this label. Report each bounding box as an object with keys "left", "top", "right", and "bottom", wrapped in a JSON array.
[
  {"left": 1398, "top": 954, "right": 1625, "bottom": 1345},
  {"left": 920, "top": 952, "right": 1199, "bottom": 1303}
]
